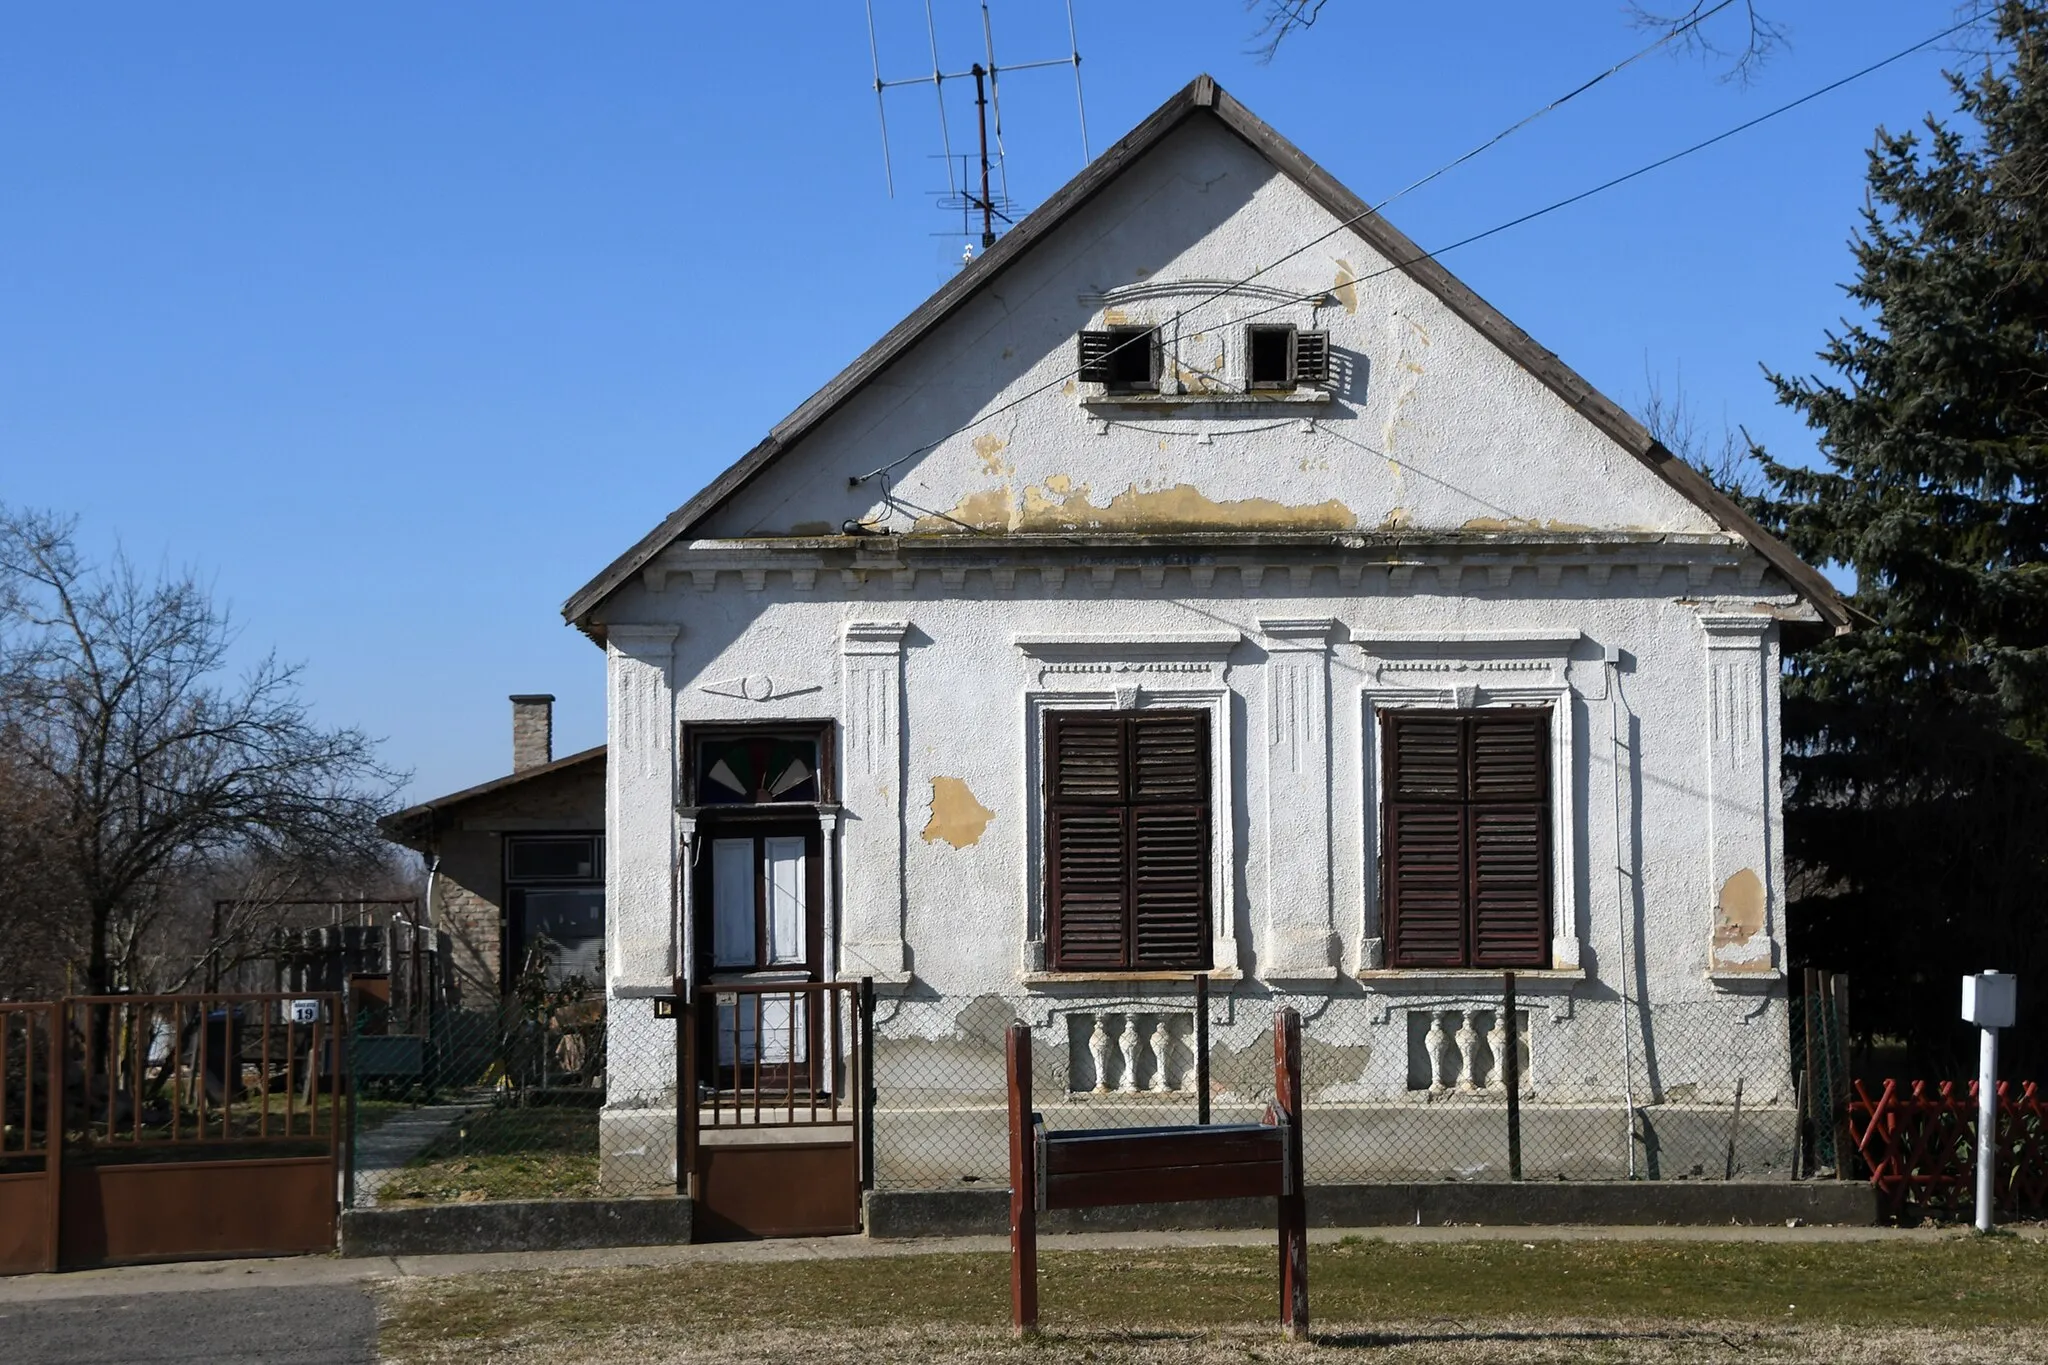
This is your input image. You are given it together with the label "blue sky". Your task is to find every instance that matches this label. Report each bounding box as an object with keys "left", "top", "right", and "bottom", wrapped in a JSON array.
[{"left": 0, "top": 1, "right": 1967, "bottom": 801}]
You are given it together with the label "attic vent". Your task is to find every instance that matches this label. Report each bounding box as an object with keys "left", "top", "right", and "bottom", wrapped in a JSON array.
[
  {"left": 1077, "top": 327, "right": 1159, "bottom": 392},
  {"left": 1248, "top": 326, "right": 1329, "bottom": 389}
]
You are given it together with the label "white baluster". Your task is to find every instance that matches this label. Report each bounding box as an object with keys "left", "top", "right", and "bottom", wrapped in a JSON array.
[
  {"left": 1426, "top": 1012, "right": 1450, "bottom": 1095},
  {"left": 1088, "top": 1015, "right": 1111, "bottom": 1093},
  {"left": 1118, "top": 1015, "right": 1141, "bottom": 1094},
  {"left": 1149, "top": 1016, "right": 1173, "bottom": 1093},
  {"left": 1455, "top": 1010, "right": 1480, "bottom": 1094},
  {"left": 1486, "top": 1011, "right": 1508, "bottom": 1094}
]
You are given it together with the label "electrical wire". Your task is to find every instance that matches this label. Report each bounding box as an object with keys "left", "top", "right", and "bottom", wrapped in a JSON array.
[{"left": 849, "top": 9, "right": 1980, "bottom": 497}]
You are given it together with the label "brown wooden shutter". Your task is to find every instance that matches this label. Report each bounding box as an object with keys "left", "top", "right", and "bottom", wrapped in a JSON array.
[
  {"left": 1129, "top": 713, "right": 1209, "bottom": 968},
  {"left": 1293, "top": 330, "right": 1329, "bottom": 384},
  {"left": 1385, "top": 804, "right": 1467, "bottom": 966},
  {"left": 1048, "top": 807, "right": 1129, "bottom": 968},
  {"left": 1077, "top": 331, "right": 1116, "bottom": 384},
  {"left": 1382, "top": 708, "right": 1550, "bottom": 969},
  {"left": 1046, "top": 712, "right": 1210, "bottom": 971},
  {"left": 1467, "top": 711, "right": 1549, "bottom": 968}
]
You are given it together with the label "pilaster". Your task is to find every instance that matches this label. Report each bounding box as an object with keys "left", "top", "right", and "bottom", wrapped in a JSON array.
[
  {"left": 840, "top": 620, "right": 912, "bottom": 982},
  {"left": 1260, "top": 618, "right": 1341, "bottom": 979},
  {"left": 606, "top": 623, "right": 679, "bottom": 995},
  {"left": 1698, "top": 612, "right": 1779, "bottom": 976}
]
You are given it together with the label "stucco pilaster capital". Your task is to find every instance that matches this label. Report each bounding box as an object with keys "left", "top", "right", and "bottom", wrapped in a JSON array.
[
  {"left": 842, "top": 619, "right": 911, "bottom": 655},
  {"left": 607, "top": 623, "right": 680, "bottom": 660},
  {"left": 1258, "top": 616, "right": 1342, "bottom": 652}
]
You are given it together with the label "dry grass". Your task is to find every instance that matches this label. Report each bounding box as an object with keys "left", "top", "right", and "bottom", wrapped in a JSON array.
[
  {"left": 375, "top": 1104, "right": 597, "bottom": 1205},
  {"left": 378, "top": 1238, "right": 2048, "bottom": 1363}
]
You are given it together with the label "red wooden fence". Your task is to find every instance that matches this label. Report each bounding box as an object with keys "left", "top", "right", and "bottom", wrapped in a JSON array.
[{"left": 1845, "top": 1079, "right": 2048, "bottom": 1219}]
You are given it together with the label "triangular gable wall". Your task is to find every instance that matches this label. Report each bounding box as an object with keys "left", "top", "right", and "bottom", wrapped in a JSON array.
[{"left": 566, "top": 77, "right": 1846, "bottom": 633}]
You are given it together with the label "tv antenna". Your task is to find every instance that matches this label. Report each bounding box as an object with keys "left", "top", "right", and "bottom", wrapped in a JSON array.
[{"left": 863, "top": 1, "right": 1091, "bottom": 249}]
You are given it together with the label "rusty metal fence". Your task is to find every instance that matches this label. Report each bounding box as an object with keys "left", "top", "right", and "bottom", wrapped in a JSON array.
[{"left": 1, "top": 992, "right": 344, "bottom": 1275}]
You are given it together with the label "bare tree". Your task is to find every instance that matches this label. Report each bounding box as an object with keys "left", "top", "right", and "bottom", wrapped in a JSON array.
[
  {"left": 0, "top": 506, "right": 406, "bottom": 996},
  {"left": 1638, "top": 363, "right": 1761, "bottom": 496},
  {"left": 1249, "top": 0, "right": 1784, "bottom": 79}
]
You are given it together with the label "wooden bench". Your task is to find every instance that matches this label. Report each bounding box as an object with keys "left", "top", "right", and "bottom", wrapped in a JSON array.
[{"left": 1005, "top": 1006, "right": 1307, "bottom": 1339}]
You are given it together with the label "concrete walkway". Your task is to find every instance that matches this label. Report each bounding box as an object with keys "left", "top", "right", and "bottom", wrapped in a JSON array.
[
  {"left": 348, "top": 1103, "right": 477, "bottom": 1204},
  {"left": 1, "top": 1222, "right": 2033, "bottom": 1304}
]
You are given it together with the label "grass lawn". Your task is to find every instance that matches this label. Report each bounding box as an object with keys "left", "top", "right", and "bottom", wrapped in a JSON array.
[
  {"left": 375, "top": 1103, "right": 598, "bottom": 1205},
  {"left": 378, "top": 1236, "right": 2048, "bottom": 1363}
]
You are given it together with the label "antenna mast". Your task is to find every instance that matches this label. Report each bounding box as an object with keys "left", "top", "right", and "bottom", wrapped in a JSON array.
[{"left": 862, "top": 2, "right": 1091, "bottom": 250}]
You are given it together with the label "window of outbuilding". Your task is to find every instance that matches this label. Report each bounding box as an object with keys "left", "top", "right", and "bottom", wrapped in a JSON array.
[
  {"left": 1380, "top": 708, "right": 1551, "bottom": 969},
  {"left": 1044, "top": 711, "right": 1211, "bottom": 972}
]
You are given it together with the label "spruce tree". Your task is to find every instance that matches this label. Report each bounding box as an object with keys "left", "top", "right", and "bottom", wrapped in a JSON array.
[{"left": 1757, "top": 1, "right": 2048, "bottom": 1070}]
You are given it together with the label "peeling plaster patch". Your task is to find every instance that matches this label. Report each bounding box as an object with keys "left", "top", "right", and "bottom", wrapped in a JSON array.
[
  {"left": 1712, "top": 868, "right": 1766, "bottom": 960},
  {"left": 914, "top": 479, "right": 1358, "bottom": 534},
  {"left": 972, "top": 434, "right": 1009, "bottom": 475},
  {"left": 1381, "top": 311, "right": 1431, "bottom": 454},
  {"left": 1062, "top": 380, "right": 1078, "bottom": 397},
  {"left": 922, "top": 776, "right": 995, "bottom": 849},
  {"left": 1378, "top": 507, "right": 1411, "bottom": 530},
  {"left": 1333, "top": 260, "right": 1358, "bottom": 315}
]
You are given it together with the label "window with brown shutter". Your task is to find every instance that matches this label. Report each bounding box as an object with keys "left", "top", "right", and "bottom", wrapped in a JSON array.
[
  {"left": 1380, "top": 708, "right": 1551, "bottom": 969},
  {"left": 1045, "top": 711, "right": 1211, "bottom": 972}
]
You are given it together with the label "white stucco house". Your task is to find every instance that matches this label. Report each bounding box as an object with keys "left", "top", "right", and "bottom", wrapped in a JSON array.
[{"left": 564, "top": 77, "right": 1848, "bottom": 1194}]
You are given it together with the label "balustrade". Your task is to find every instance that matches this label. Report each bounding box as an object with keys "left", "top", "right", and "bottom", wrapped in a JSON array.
[{"left": 1069, "top": 1010, "right": 1196, "bottom": 1094}]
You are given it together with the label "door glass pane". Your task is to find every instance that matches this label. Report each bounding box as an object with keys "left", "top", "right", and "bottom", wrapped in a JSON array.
[
  {"left": 711, "top": 838, "right": 755, "bottom": 968},
  {"left": 714, "top": 994, "right": 809, "bottom": 1067},
  {"left": 763, "top": 836, "right": 807, "bottom": 966}
]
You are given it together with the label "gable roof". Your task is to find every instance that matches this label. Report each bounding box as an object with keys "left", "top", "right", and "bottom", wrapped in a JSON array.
[
  {"left": 378, "top": 744, "right": 606, "bottom": 849},
  {"left": 564, "top": 74, "right": 1849, "bottom": 636}
]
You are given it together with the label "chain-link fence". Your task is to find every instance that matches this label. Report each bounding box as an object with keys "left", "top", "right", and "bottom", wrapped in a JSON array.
[
  {"left": 869, "top": 974, "right": 1828, "bottom": 1192},
  {"left": 346, "top": 989, "right": 677, "bottom": 1207}
]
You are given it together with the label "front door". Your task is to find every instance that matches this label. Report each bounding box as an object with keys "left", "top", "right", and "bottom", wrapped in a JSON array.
[{"left": 695, "top": 822, "right": 823, "bottom": 1091}]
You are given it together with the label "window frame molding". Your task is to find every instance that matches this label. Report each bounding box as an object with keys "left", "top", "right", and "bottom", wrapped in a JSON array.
[
  {"left": 1015, "top": 632, "right": 1242, "bottom": 984},
  {"left": 1354, "top": 631, "right": 1585, "bottom": 976}
]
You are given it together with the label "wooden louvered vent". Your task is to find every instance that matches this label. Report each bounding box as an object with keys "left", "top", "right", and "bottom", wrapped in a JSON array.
[
  {"left": 1381, "top": 709, "right": 1550, "bottom": 969},
  {"left": 1047, "top": 712, "right": 1211, "bottom": 971}
]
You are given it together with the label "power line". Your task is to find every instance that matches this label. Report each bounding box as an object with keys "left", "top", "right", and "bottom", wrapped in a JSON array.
[{"left": 852, "top": 9, "right": 1981, "bottom": 497}]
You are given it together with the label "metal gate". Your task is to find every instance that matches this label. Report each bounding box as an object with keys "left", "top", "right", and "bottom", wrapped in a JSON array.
[
  {"left": 0, "top": 992, "right": 343, "bottom": 1275},
  {"left": 680, "top": 978, "right": 871, "bottom": 1239}
]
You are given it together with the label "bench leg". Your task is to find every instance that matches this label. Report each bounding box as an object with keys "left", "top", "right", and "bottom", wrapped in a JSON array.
[{"left": 1008, "top": 1022, "right": 1038, "bottom": 1336}]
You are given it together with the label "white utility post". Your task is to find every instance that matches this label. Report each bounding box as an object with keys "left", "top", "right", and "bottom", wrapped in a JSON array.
[{"left": 1962, "top": 971, "right": 2017, "bottom": 1233}]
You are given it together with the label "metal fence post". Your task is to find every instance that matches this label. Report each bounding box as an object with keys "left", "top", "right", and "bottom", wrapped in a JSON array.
[
  {"left": 859, "top": 977, "right": 877, "bottom": 1190},
  {"left": 1503, "top": 972, "right": 1521, "bottom": 1181},
  {"left": 1195, "top": 973, "right": 1210, "bottom": 1127}
]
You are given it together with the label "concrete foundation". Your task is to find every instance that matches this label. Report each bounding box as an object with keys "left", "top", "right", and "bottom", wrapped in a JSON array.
[{"left": 340, "top": 1196, "right": 692, "bottom": 1257}]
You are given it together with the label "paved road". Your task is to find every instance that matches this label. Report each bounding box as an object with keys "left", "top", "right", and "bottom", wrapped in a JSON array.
[{"left": 0, "top": 1284, "right": 375, "bottom": 1365}]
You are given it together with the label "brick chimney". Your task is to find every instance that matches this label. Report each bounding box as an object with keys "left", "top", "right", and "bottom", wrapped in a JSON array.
[{"left": 510, "top": 694, "right": 554, "bottom": 772}]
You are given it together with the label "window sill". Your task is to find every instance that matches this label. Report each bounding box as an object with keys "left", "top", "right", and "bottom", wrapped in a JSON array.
[
  {"left": 1355, "top": 968, "right": 1585, "bottom": 992},
  {"left": 1079, "top": 387, "right": 1331, "bottom": 410},
  {"left": 1706, "top": 967, "right": 1783, "bottom": 989},
  {"left": 1022, "top": 967, "right": 1243, "bottom": 990}
]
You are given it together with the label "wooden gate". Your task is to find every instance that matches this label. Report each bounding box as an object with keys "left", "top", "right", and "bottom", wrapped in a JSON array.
[
  {"left": 0, "top": 992, "right": 343, "bottom": 1275},
  {"left": 680, "top": 979, "right": 870, "bottom": 1239}
]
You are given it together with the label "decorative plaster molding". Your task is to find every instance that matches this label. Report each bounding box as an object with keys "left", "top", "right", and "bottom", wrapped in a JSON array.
[{"left": 698, "top": 675, "right": 822, "bottom": 703}]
